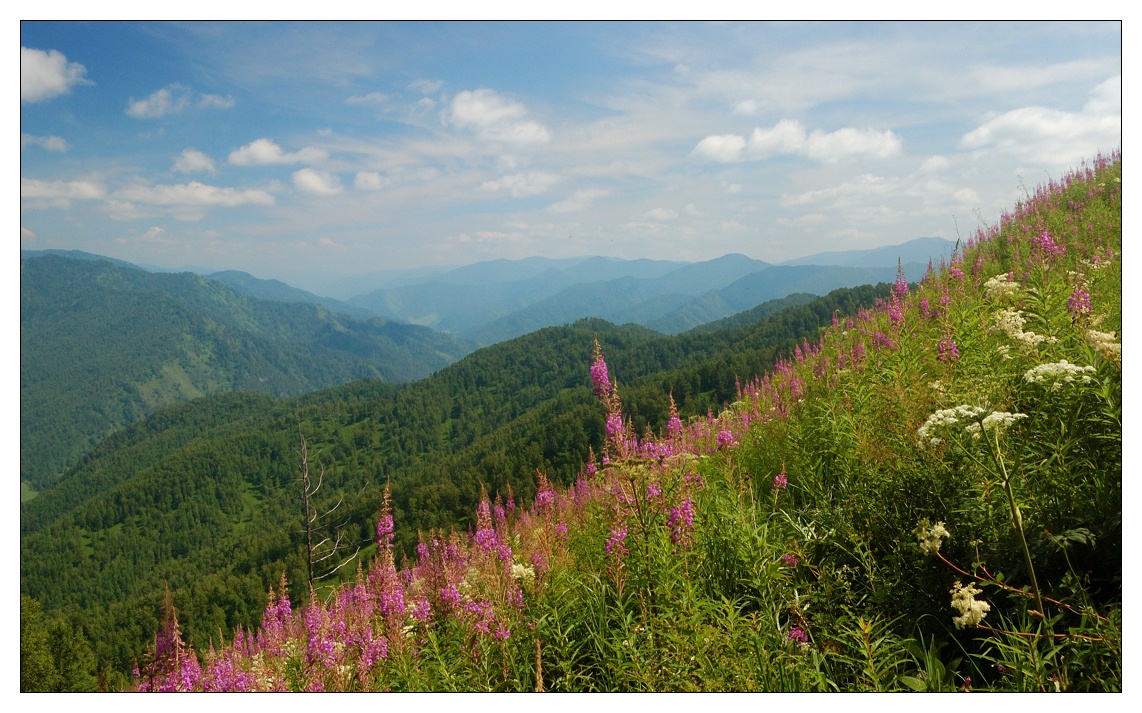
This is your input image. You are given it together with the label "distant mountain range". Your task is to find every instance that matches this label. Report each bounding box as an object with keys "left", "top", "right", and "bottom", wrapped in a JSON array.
[
  {"left": 343, "top": 238, "right": 955, "bottom": 344},
  {"left": 20, "top": 252, "right": 475, "bottom": 488}
]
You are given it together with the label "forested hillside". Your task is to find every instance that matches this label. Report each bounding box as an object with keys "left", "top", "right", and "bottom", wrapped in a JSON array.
[
  {"left": 20, "top": 279, "right": 891, "bottom": 686},
  {"left": 19, "top": 255, "right": 475, "bottom": 489}
]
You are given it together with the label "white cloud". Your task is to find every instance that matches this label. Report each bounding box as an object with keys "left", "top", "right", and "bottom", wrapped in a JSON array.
[
  {"left": 783, "top": 173, "right": 890, "bottom": 208},
  {"left": 691, "top": 134, "right": 747, "bottom": 162},
  {"left": 733, "top": 99, "right": 760, "bottom": 115},
  {"left": 449, "top": 89, "right": 550, "bottom": 144},
  {"left": 127, "top": 87, "right": 191, "bottom": 118},
  {"left": 695, "top": 121, "right": 900, "bottom": 164},
  {"left": 173, "top": 149, "right": 216, "bottom": 173},
  {"left": 647, "top": 207, "right": 679, "bottom": 220},
  {"left": 409, "top": 78, "right": 444, "bottom": 94},
  {"left": 959, "top": 77, "right": 1121, "bottom": 166},
  {"left": 354, "top": 171, "right": 385, "bottom": 190},
  {"left": 198, "top": 94, "right": 236, "bottom": 110},
  {"left": 474, "top": 230, "right": 527, "bottom": 243},
  {"left": 128, "top": 86, "right": 234, "bottom": 118},
  {"left": 804, "top": 127, "right": 902, "bottom": 162},
  {"left": 479, "top": 172, "right": 559, "bottom": 198},
  {"left": 21, "top": 47, "right": 89, "bottom": 102},
  {"left": 21, "top": 226, "right": 37, "bottom": 243},
  {"left": 747, "top": 119, "right": 807, "bottom": 158},
  {"left": 21, "top": 134, "right": 70, "bottom": 152},
  {"left": 21, "top": 177, "right": 107, "bottom": 207},
  {"left": 115, "top": 181, "right": 275, "bottom": 207},
  {"left": 229, "top": 138, "right": 328, "bottom": 166},
  {"left": 547, "top": 188, "right": 608, "bottom": 213},
  {"left": 346, "top": 91, "right": 388, "bottom": 105},
  {"left": 919, "top": 155, "right": 950, "bottom": 173},
  {"left": 293, "top": 168, "right": 344, "bottom": 195}
]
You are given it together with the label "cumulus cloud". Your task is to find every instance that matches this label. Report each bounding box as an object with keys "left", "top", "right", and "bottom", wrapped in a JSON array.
[
  {"left": 173, "top": 149, "right": 216, "bottom": 173},
  {"left": 354, "top": 171, "right": 385, "bottom": 190},
  {"left": 21, "top": 177, "right": 107, "bottom": 208},
  {"left": 127, "top": 87, "right": 188, "bottom": 118},
  {"left": 346, "top": 91, "right": 387, "bottom": 105},
  {"left": 547, "top": 188, "right": 608, "bottom": 213},
  {"left": 691, "top": 134, "right": 747, "bottom": 162},
  {"left": 804, "top": 127, "right": 902, "bottom": 162},
  {"left": 449, "top": 89, "right": 550, "bottom": 144},
  {"left": 479, "top": 171, "right": 559, "bottom": 198},
  {"left": 115, "top": 181, "right": 275, "bottom": 207},
  {"left": 293, "top": 168, "right": 344, "bottom": 195},
  {"left": 21, "top": 134, "right": 70, "bottom": 152},
  {"left": 229, "top": 138, "right": 328, "bottom": 166},
  {"left": 21, "top": 47, "right": 90, "bottom": 102},
  {"left": 694, "top": 121, "right": 901, "bottom": 163},
  {"left": 21, "top": 226, "right": 37, "bottom": 243},
  {"left": 198, "top": 94, "right": 236, "bottom": 110},
  {"left": 960, "top": 76, "right": 1121, "bottom": 165},
  {"left": 127, "top": 85, "right": 235, "bottom": 118},
  {"left": 748, "top": 119, "right": 807, "bottom": 158},
  {"left": 410, "top": 78, "right": 444, "bottom": 93},
  {"left": 647, "top": 207, "right": 679, "bottom": 220}
]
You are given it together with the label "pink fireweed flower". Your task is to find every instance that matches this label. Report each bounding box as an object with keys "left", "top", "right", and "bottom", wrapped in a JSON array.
[
  {"left": 668, "top": 499, "right": 695, "bottom": 548},
  {"left": 1032, "top": 229, "right": 1066, "bottom": 258},
  {"left": 937, "top": 337, "right": 960, "bottom": 362},
  {"left": 716, "top": 430, "right": 736, "bottom": 449},
  {"left": 1068, "top": 288, "right": 1092, "bottom": 318},
  {"left": 606, "top": 413, "right": 624, "bottom": 437},
  {"left": 893, "top": 264, "right": 909, "bottom": 302},
  {"left": 781, "top": 553, "right": 799, "bottom": 567},
  {"left": 888, "top": 302, "right": 904, "bottom": 325},
  {"left": 773, "top": 469, "right": 788, "bottom": 491},
  {"left": 646, "top": 481, "right": 662, "bottom": 500},
  {"left": 605, "top": 524, "right": 629, "bottom": 557},
  {"left": 376, "top": 484, "right": 395, "bottom": 551},
  {"left": 590, "top": 340, "right": 612, "bottom": 397},
  {"left": 788, "top": 627, "right": 809, "bottom": 645}
]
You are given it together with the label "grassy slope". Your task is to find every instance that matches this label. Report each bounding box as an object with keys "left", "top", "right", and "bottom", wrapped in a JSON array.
[{"left": 129, "top": 155, "right": 1120, "bottom": 692}]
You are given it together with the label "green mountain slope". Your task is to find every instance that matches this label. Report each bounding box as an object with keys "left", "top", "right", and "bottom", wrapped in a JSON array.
[
  {"left": 20, "top": 255, "right": 475, "bottom": 488},
  {"left": 21, "top": 282, "right": 889, "bottom": 678},
  {"left": 121, "top": 154, "right": 1120, "bottom": 693}
]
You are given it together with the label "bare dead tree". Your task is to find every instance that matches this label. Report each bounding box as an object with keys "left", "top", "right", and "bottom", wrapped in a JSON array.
[{"left": 297, "top": 421, "right": 364, "bottom": 591}]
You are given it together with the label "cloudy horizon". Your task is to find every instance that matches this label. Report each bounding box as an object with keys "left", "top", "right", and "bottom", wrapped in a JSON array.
[{"left": 20, "top": 21, "right": 1121, "bottom": 292}]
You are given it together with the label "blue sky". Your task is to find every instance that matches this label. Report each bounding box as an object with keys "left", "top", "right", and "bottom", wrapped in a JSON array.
[{"left": 20, "top": 21, "right": 1121, "bottom": 291}]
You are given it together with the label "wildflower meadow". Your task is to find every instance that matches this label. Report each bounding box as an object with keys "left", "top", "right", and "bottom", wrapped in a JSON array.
[{"left": 133, "top": 153, "right": 1121, "bottom": 692}]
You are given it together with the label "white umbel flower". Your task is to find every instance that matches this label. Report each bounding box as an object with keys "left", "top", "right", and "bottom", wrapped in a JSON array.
[
  {"left": 984, "top": 272, "right": 1020, "bottom": 300},
  {"left": 915, "top": 519, "right": 950, "bottom": 555},
  {"left": 1085, "top": 330, "right": 1121, "bottom": 366},
  {"left": 511, "top": 562, "right": 536, "bottom": 586},
  {"left": 1024, "top": 360, "right": 1096, "bottom": 389},
  {"left": 918, "top": 405, "right": 987, "bottom": 446},
  {"left": 991, "top": 308, "right": 1057, "bottom": 349},
  {"left": 950, "top": 581, "right": 990, "bottom": 629}
]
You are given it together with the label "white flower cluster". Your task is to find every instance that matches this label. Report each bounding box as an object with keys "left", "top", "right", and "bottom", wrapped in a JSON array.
[
  {"left": 918, "top": 405, "right": 987, "bottom": 446},
  {"left": 1023, "top": 360, "right": 1096, "bottom": 389},
  {"left": 964, "top": 411, "right": 1028, "bottom": 439},
  {"left": 984, "top": 272, "right": 1020, "bottom": 300},
  {"left": 950, "top": 581, "right": 990, "bottom": 629},
  {"left": 511, "top": 562, "right": 536, "bottom": 586},
  {"left": 991, "top": 308, "right": 1057, "bottom": 349},
  {"left": 919, "top": 405, "right": 1026, "bottom": 445},
  {"left": 1086, "top": 329, "right": 1121, "bottom": 365},
  {"left": 915, "top": 519, "right": 950, "bottom": 555}
]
